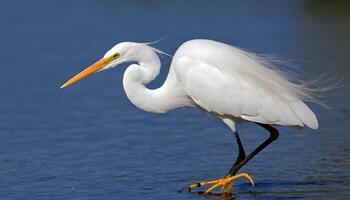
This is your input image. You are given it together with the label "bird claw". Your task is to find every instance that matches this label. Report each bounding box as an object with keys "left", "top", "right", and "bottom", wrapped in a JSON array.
[{"left": 183, "top": 173, "right": 255, "bottom": 194}]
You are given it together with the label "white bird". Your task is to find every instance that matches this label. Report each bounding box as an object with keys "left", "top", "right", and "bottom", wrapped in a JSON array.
[{"left": 60, "top": 39, "right": 319, "bottom": 194}]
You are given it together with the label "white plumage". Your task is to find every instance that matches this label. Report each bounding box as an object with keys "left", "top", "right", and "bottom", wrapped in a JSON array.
[
  {"left": 172, "top": 39, "right": 318, "bottom": 129},
  {"left": 61, "top": 39, "right": 319, "bottom": 131}
]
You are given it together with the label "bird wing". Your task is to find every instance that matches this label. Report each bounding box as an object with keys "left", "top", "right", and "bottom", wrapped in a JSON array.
[{"left": 172, "top": 41, "right": 318, "bottom": 129}]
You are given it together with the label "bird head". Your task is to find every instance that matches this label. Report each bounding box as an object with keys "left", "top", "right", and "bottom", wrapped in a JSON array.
[{"left": 60, "top": 42, "right": 146, "bottom": 89}]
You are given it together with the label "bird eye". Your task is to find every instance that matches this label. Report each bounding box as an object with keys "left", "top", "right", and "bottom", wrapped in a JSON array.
[{"left": 113, "top": 53, "right": 120, "bottom": 59}]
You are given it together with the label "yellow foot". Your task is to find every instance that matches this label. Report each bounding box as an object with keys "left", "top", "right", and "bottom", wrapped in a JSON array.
[{"left": 185, "top": 173, "right": 254, "bottom": 194}]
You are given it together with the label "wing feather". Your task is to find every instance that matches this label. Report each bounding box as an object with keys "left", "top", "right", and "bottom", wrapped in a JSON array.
[{"left": 172, "top": 39, "right": 318, "bottom": 129}]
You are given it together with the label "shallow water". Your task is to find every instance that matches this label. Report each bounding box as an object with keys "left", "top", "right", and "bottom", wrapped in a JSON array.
[{"left": 1, "top": 1, "right": 349, "bottom": 199}]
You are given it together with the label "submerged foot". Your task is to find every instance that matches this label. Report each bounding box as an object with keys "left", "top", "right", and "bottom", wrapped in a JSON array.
[{"left": 182, "top": 173, "right": 254, "bottom": 194}]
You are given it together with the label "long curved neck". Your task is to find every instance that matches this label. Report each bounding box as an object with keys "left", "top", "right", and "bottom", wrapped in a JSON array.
[{"left": 122, "top": 47, "right": 191, "bottom": 113}]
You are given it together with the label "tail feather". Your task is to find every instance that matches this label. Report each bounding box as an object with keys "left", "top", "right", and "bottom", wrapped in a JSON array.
[{"left": 291, "top": 101, "right": 319, "bottom": 129}]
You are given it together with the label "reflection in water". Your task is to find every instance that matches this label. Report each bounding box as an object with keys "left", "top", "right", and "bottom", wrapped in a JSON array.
[{"left": 191, "top": 191, "right": 237, "bottom": 200}]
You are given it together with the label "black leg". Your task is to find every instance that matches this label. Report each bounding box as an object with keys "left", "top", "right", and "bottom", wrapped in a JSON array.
[
  {"left": 227, "top": 123, "right": 279, "bottom": 176},
  {"left": 225, "top": 130, "right": 246, "bottom": 177},
  {"left": 180, "top": 123, "right": 275, "bottom": 193}
]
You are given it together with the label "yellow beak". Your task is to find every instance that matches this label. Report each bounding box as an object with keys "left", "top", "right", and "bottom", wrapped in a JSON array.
[{"left": 60, "top": 56, "right": 113, "bottom": 89}]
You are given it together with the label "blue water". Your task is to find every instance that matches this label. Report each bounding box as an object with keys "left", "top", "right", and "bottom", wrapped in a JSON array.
[{"left": 1, "top": 1, "right": 349, "bottom": 199}]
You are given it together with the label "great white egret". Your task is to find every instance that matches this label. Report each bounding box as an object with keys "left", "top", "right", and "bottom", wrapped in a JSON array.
[{"left": 60, "top": 39, "right": 319, "bottom": 194}]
